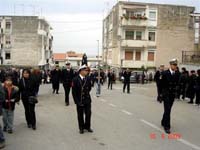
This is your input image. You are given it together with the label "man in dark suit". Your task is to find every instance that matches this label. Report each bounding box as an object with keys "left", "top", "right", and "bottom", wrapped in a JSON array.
[
  {"left": 72, "top": 65, "right": 93, "bottom": 134},
  {"left": 160, "top": 59, "right": 179, "bottom": 134},
  {"left": 123, "top": 69, "right": 131, "bottom": 93},
  {"left": 154, "top": 65, "right": 165, "bottom": 102},
  {"left": 61, "top": 62, "right": 74, "bottom": 106},
  {"left": 50, "top": 65, "right": 61, "bottom": 94}
]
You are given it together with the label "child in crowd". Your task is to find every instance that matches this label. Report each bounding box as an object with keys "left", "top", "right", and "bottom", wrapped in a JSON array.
[{"left": 2, "top": 76, "right": 19, "bottom": 133}]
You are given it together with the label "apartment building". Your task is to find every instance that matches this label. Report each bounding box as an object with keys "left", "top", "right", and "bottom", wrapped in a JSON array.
[
  {"left": 0, "top": 16, "right": 53, "bottom": 68},
  {"left": 102, "top": 1, "right": 195, "bottom": 69}
]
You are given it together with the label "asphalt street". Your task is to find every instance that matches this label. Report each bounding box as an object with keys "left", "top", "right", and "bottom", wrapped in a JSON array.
[{"left": 2, "top": 82, "right": 200, "bottom": 150}]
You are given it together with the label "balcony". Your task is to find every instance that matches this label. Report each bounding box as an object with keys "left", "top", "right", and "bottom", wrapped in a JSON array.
[
  {"left": 122, "top": 60, "right": 155, "bottom": 68},
  {"left": 121, "top": 40, "right": 156, "bottom": 48},
  {"left": 121, "top": 16, "right": 148, "bottom": 27}
]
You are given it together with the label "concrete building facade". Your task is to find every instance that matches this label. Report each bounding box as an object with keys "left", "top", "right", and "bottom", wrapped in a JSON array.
[
  {"left": 102, "top": 1, "right": 195, "bottom": 69},
  {"left": 0, "top": 16, "right": 53, "bottom": 68}
]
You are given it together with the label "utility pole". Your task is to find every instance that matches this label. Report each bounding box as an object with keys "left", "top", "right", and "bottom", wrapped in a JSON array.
[{"left": 96, "top": 40, "right": 101, "bottom": 97}]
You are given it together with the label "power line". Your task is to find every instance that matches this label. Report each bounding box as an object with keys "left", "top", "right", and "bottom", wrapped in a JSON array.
[
  {"left": 53, "top": 27, "right": 102, "bottom": 33},
  {"left": 49, "top": 20, "right": 102, "bottom": 24}
]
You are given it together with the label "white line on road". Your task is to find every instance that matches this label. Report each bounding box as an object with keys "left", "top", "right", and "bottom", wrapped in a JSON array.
[
  {"left": 121, "top": 110, "right": 133, "bottom": 116},
  {"left": 100, "top": 99, "right": 107, "bottom": 102},
  {"left": 140, "top": 119, "right": 200, "bottom": 150},
  {"left": 109, "top": 103, "right": 117, "bottom": 108}
]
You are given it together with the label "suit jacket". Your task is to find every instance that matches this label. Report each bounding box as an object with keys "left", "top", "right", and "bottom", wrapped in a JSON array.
[
  {"left": 61, "top": 69, "right": 74, "bottom": 86},
  {"left": 160, "top": 69, "right": 179, "bottom": 101},
  {"left": 72, "top": 75, "right": 92, "bottom": 106}
]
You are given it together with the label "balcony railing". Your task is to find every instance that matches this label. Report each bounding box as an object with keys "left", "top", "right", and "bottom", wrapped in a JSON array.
[{"left": 182, "top": 51, "right": 200, "bottom": 64}]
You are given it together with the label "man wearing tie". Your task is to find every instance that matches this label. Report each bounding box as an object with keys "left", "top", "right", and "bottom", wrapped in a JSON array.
[
  {"left": 61, "top": 62, "right": 74, "bottom": 106},
  {"left": 72, "top": 65, "right": 93, "bottom": 134},
  {"left": 160, "top": 59, "right": 179, "bottom": 134}
]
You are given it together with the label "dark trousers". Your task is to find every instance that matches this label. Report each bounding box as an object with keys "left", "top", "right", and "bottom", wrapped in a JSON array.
[
  {"left": 22, "top": 99, "right": 36, "bottom": 126},
  {"left": 161, "top": 98, "right": 174, "bottom": 129},
  {"left": 76, "top": 103, "right": 91, "bottom": 130},
  {"left": 108, "top": 80, "right": 113, "bottom": 90},
  {"left": 195, "top": 89, "right": 200, "bottom": 105},
  {"left": 63, "top": 84, "right": 71, "bottom": 104},
  {"left": 156, "top": 82, "right": 161, "bottom": 101},
  {"left": 52, "top": 82, "right": 59, "bottom": 92},
  {"left": 123, "top": 81, "right": 130, "bottom": 93}
]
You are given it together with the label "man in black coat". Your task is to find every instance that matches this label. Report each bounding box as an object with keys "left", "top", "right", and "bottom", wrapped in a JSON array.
[
  {"left": 123, "top": 69, "right": 131, "bottom": 93},
  {"left": 160, "top": 59, "right": 179, "bottom": 134},
  {"left": 186, "top": 70, "right": 197, "bottom": 104},
  {"left": 50, "top": 66, "right": 61, "bottom": 94},
  {"left": 61, "top": 62, "right": 74, "bottom": 106},
  {"left": 154, "top": 65, "right": 165, "bottom": 102},
  {"left": 72, "top": 65, "right": 93, "bottom": 134},
  {"left": 107, "top": 70, "right": 115, "bottom": 90}
]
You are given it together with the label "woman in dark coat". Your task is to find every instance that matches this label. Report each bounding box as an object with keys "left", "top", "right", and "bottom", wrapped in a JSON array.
[{"left": 19, "top": 69, "right": 37, "bottom": 130}]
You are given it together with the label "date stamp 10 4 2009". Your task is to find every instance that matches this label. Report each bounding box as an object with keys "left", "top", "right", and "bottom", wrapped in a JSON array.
[{"left": 150, "top": 133, "right": 181, "bottom": 140}]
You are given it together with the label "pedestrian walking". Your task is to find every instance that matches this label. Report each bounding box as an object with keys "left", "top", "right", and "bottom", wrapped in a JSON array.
[
  {"left": 195, "top": 69, "right": 200, "bottom": 106},
  {"left": 186, "top": 70, "right": 197, "bottom": 104},
  {"left": 19, "top": 69, "right": 37, "bottom": 130},
  {"left": 50, "top": 66, "right": 61, "bottom": 94},
  {"left": 2, "top": 76, "right": 19, "bottom": 133},
  {"left": 179, "top": 68, "right": 189, "bottom": 100},
  {"left": 0, "top": 81, "right": 6, "bottom": 149},
  {"left": 72, "top": 65, "right": 93, "bottom": 134},
  {"left": 154, "top": 65, "right": 165, "bottom": 102},
  {"left": 160, "top": 59, "right": 179, "bottom": 134},
  {"left": 107, "top": 70, "right": 115, "bottom": 90},
  {"left": 123, "top": 69, "right": 131, "bottom": 93},
  {"left": 61, "top": 62, "right": 74, "bottom": 106}
]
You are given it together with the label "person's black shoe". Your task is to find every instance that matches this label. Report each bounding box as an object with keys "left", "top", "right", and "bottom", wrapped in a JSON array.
[
  {"left": 52, "top": 90, "right": 55, "bottom": 94},
  {"left": 188, "top": 101, "right": 193, "bottom": 104},
  {"left": 87, "top": 128, "right": 93, "bottom": 133},
  {"left": 3, "top": 127, "right": 7, "bottom": 132},
  {"left": 56, "top": 91, "right": 59, "bottom": 94},
  {"left": 7, "top": 129, "right": 13, "bottom": 134},
  {"left": 79, "top": 130, "right": 84, "bottom": 134},
  {"left": 32, "top": 126, "right": 36, "bottom": 130},
  {"left": 28, "top": 124, "right": 32, "bottom": 128},
  {"left": 164, "top": 129, "right": 171, "bottom": 134},
  {"left": 65, "top": 103, "right": 69, "bottom": 106}
]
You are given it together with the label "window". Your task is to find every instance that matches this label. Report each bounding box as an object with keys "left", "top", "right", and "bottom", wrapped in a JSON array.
[
  {"left": 135, "top": 51, "right": 141, "bottom": 61},
  {"left": 5, "top": 36, "right": 11, "bottom": 45},
  {"left": 136, "top": 31, "right": 142, "bottom": 40},
  {"left": 148, "top": 52, "right": 155, "bottom": 61},
  {"left": 149, "top": 11, "right": 156, "bottom": 20},
  {"left": 125, "top": 51, "right": 133, "bottom": 60},
  {"left": 6, "top": 22, "right": 11, "bottom": 30},
  {"left": 5, "top": 53, "right": 11, "bottom": 60},
  {"left": 125, "top": 31, "right": 134, "bottom": 40},
  {"left": 149, "top": 32, "right": 156, "bottom": 41}
]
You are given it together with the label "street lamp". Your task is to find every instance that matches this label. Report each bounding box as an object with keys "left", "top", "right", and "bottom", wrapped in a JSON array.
[{"left": 96, "top": 40, "right": 101, "bottom": 97}]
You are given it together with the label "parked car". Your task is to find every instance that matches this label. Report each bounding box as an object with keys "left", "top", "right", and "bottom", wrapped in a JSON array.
[{"left": 121, "top": 71, "right": 148, "bottom": 83}]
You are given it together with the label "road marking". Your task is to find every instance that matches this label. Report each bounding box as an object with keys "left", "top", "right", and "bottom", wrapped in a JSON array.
[
  {"left": 140, "top": 119, "right": 163, "bottom": 132},
  {"left": 109, "top": 103, "right": 117, "bottom": 108},
  {"left": 140, "top": 119, "right": 200, "bottom": 150},
  {"left": 121, "top": 110, "right": 133, "bottom": 116},
  {"left": 100, "top": 99, "right": 107, "bottom": 102}
]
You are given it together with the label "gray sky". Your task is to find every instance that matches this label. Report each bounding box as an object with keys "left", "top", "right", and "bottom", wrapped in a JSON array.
[{"left": 0, "top": 0, "right": 200, "bottom": 55}]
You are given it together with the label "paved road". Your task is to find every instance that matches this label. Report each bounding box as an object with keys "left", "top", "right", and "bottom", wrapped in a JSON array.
[{"left": 2, "top": 82, "right": 200, "bottom": 150}]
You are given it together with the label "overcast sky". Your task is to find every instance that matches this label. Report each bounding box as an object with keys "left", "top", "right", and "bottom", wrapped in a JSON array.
[{"left": 0, "top": 0, "right": 200, "bottom": 56}]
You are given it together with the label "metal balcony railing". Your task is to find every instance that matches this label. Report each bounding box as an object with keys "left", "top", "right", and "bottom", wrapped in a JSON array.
[{"left": 182, "top": 51, "right": 200, "bottom": 64}]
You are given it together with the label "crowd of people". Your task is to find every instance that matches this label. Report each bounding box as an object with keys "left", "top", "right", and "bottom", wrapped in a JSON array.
[
  {"left": 154, "top": 65, "right": 200, "bottom": 106},
  {"left": 0, "top": 61, "right": 199, "bottom": 148}
]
